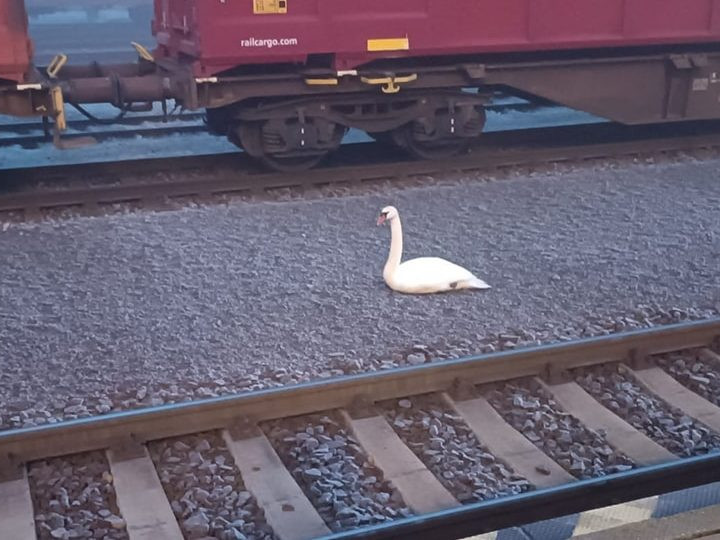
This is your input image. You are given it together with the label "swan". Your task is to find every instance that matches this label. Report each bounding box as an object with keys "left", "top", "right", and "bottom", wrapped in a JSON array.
[{"left": 376, "top": 205, "right": 491, "bottom": 294}]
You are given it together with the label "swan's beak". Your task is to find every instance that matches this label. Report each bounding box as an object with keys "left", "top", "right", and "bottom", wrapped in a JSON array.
[{"left": 376, "top": 214, "right": 387, "bottom": 226}]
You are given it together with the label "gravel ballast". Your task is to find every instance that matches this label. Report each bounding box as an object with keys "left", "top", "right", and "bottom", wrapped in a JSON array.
[
  {"left": 484, "top": 378, "right": 636, "bottom": 478},
  {"left": 148, "top": 432, "right": 276, "bottom": 540},
  {"left": 575, "top": 364, "right": 720, "bottom": 457},
  {"left": 28, "top": 452, "right": 128, "bottom": 540},
  {"left": 1, "top": 157, "right": 719, "bottom": 427},
  {"left": 378, "top": 394, "right": 532, "bottom": 502},
  {"left": 655, "top": 350, "right": 720, "bottom": 408},
  {"left": 262, "top": 412, "right": 410, "bottom": 531}
]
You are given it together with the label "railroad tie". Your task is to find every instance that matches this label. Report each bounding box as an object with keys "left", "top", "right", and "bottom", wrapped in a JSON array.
[
  {"left": 340, "top": 409, "right": 460, "bottom": 514},
  {"left": 106, "top": 445, "right": 184, "bottom": 540},
  {"left": 221, "top": 429, "right": 330, "bottom": 540},
  {"left": 0, "top": 468, "right": 36, "bottom": 540},
  {"left": 630, "top": 365, "right": 720, "bottom": 434},
  {"left": 443, "top": 392, "right": 575, "bottom": 488},
  {"left": 539, "top": 378, "right": 677, "bottom": 465}
]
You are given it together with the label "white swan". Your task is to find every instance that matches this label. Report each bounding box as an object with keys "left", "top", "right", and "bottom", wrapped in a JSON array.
[{"left": 376, "top": 205, "right": 491, "bottom": 294}]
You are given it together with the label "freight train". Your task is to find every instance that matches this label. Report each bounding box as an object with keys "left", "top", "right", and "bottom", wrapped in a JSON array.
[{"left": 2, "top": 0, "right": 720, "bottom": 171}]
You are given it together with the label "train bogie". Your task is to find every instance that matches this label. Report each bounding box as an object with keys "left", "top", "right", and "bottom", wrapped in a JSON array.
[{"left": 205, "top": 89, "right": 488, "bottom": 170}]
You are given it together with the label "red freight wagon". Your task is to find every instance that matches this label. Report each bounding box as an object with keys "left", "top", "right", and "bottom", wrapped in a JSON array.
[
  {"left": 0, "top": 0, "right": 32, "bottom": 82},
  {"left": 153, "top": 0, "right": 720, "bottom": 76},
  {"left": 2, "top": 0, "right": 720, "bottom": 171},
  {"left": 146, "top": 0, "right": 720, "bottom": 169}
]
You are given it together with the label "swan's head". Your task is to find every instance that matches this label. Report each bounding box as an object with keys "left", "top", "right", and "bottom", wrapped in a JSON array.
[{"left": 377, "top": 206, "right": 398, "bottom": 226}]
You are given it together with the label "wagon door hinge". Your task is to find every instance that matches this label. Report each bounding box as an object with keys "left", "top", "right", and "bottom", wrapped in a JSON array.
[{"left": 361, "top": 73, "right": 418, "bottom": 94}]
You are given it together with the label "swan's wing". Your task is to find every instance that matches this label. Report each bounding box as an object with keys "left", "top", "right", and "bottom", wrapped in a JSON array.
[{"left": 395, "top": 257, "right": 476, "bottom": 288}]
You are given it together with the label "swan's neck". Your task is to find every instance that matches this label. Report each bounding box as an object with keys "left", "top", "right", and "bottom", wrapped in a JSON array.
[{"left": 384, "top": 217, "right": 403, "bottom": 279}]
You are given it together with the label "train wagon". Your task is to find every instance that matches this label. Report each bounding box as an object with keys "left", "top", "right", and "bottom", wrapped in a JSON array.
[
  {"left": 2, "top": 0, "right": 720, "bottom": 170},
  {"left": 155, "top": 0, "right": 720, "bottom": 75}
]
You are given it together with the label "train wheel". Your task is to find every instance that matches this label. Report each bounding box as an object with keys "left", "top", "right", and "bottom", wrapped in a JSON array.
[
  {"left": 394, "top": 123, "right": 471, "bottom": 160},
  {"left": 392, "top": 103, "right": 485, "bottom": 160},
  {"left": 234, "top": 119, "right": 345, "bottom": 172},
  {"left": 259, "top": 153, "right": 327, "bottom": 172}
]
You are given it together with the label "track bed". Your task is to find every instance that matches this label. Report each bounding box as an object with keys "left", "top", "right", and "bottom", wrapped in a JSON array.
[{"left": 2, "top": 320, "right": 720, "bottom": 539}]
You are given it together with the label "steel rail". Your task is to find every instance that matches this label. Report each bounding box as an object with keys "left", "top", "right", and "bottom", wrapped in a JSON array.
[
  {"left": 3, "top": 121, "right": 720, "bottom": 215},
  {"left": 0, "top": 124, "right": 207, "bottom": 147},
  {"left": 0, "top": 112, "right": 204, "bottom": 134},
  {"left": 0, "top": 152, "right": 232, "bottom": 182},
  {"left": 321, "top": 452, "right": 720, "bottom": 540},
  {"left": 1, "top": 319, "right": 718, "bottom": 539},
  {"left": 0, "top": 102, "right": 536, "bottom": 148},
  {"left": 1, "top": 318, "right": 718, "bottom": 465}
]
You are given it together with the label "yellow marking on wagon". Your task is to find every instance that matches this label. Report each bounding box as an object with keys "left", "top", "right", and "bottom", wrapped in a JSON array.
[
  {"left": 367, "top": 37, "right": 410, "bottom": 52},
  {"left": 305, "top": 77, "right": 339, "bottom": 86},
  {"left": 361, "top": 73, "right": 417, "bottom": 94},
  {"left": 254, "top": 0, "right": 287, "bottom": 14}
]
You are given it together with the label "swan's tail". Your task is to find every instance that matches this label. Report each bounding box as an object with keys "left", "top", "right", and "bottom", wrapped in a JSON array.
[{"left": 462, "top": 277, "right": 491, "bottom": 290}]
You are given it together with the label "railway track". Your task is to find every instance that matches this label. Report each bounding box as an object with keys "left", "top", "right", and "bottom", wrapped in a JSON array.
[
  {"left": 0, "top": 124, "right": 206, "bottom": 148},
  {"left": 1, "top": 319, "right": 720, "bottom": 540},
  {"left": 0, "top": 112, "right": 205, "bottom": 148},
  {"left": 0, "top": 101, "right": 538, "bottom": 149},
  {"left": 1, "top": 119, "right": 720, "bottom": 221},
  {"left": 0, "top": 112, "right": 204, "bottom": 134}
]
